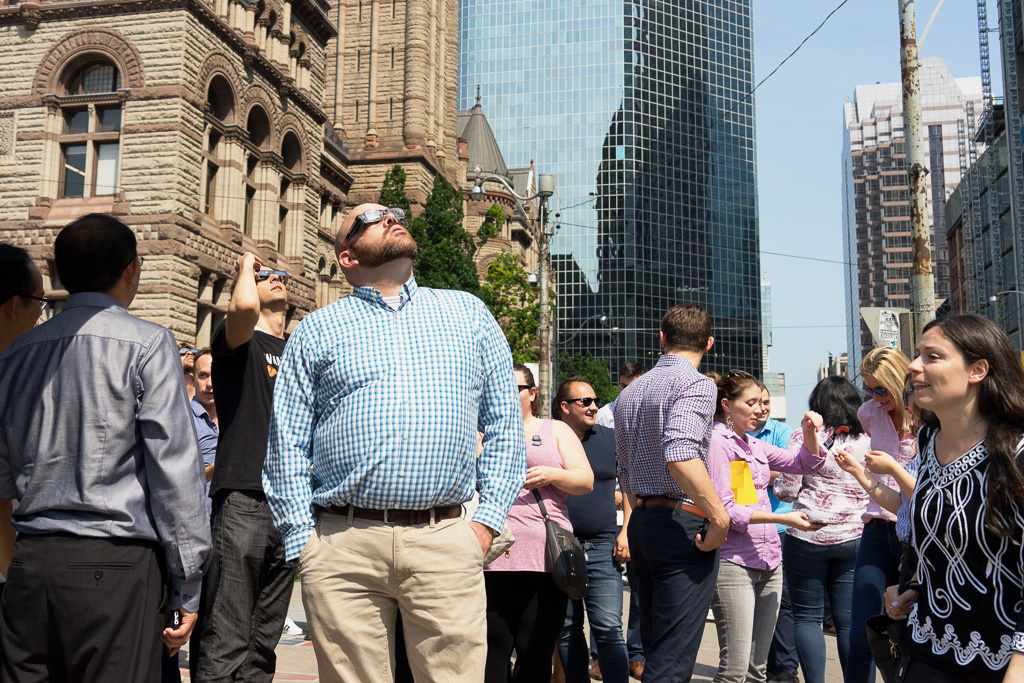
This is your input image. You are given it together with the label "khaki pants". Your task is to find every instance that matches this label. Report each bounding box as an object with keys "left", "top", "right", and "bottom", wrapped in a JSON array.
[{"left": 299, "top": 512, "right": 487, "bottom": 683}]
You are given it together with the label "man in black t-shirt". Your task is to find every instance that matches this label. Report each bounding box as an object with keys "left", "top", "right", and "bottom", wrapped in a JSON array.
[
  {"left": 190, "top": 251, "right": 296, "bottom": 683},
  {"left": 555, "top": 377, "right": 632, "bottom": 683}
]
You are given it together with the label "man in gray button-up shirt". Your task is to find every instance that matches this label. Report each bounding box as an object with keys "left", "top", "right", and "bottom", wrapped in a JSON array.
[{"left": 0, "top": 214, "right": 211, "bottom": 682}]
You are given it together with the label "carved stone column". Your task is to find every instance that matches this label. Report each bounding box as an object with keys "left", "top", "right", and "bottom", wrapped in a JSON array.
[{"left": 403, "top": 0, "right": 428, "bottom": 148}]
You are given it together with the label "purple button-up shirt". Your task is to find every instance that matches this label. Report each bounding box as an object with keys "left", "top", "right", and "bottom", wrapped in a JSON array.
[
  {"left": 707, "top": 422, "right": 827, "bottom": 570},
  {"left": 614, "top": 354, "right": 716, "bottom": 505}
]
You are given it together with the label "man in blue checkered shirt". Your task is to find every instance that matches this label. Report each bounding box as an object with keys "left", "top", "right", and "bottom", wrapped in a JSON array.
[{"left": 263, "top": 203, "right": 526, "bottom": 682}]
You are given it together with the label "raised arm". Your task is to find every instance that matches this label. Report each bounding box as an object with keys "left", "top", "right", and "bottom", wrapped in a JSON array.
[
  {"left": 224, "top": 252, "right": 262, "bottom": 350},
  {"left": 763, "top": 411, "right": 826, "bottom": 475}
]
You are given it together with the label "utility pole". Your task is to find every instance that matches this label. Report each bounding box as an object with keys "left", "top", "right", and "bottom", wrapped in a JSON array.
[
  {"left": 898, "top": 0, "right": 935, "bottom": 344},
  {"left": 536, "top": 189, "right": 553, "bottom": 408}
]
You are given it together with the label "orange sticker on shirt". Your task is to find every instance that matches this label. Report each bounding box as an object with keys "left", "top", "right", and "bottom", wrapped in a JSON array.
[
  {"left": 267, "top": 365, "right": 278, "bottom": 378},
  {"left": 730, "top": 461, "right": 758, "bottom": 505}
]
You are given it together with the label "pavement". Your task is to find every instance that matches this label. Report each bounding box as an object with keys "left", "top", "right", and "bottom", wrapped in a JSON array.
[{"left": 177, "top": 581, "right": 847, "bottom": 682}]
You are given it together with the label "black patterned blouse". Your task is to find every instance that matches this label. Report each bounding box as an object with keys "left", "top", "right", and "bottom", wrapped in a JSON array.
[{"left": 906, "top": 436, "right": 1024, "bottom": 678}]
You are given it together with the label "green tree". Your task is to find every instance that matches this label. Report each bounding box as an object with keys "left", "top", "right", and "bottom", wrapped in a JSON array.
[
  {"left": 407, "top": 174, "right": 479, "bottom": 293},
  {"left": 378, "top": 164, "right": 412, "bottom": 216},
  {"left": 480, "top": 250, "right": 540, "bottom": 363},
  {"left": 556, "top": 352, "right": 618, "bottom": 406},
  {"left": 476, "top": 203, "right": 505, "bottom": 248}
]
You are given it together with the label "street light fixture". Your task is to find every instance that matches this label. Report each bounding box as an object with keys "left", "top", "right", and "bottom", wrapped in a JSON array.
[
  {"left": 989, "top": 290, "right": 1024, "bottom": 303},
  {"left": 470, "top": 165, "right": 556, "bottom": 402}
]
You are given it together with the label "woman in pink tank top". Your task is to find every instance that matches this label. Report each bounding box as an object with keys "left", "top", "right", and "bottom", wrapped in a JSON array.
[{"left": 484, "top": 364, "right": 593, "bottom": 683}]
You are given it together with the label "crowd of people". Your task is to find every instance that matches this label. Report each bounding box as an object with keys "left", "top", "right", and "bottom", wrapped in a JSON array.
[{"left": 0, "top": 206, "right": 1022, "bottom": 683}]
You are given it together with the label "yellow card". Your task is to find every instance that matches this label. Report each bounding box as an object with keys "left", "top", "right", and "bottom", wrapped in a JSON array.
[{"left": 730, "top": 461, "right": 758, "bottom": 505}]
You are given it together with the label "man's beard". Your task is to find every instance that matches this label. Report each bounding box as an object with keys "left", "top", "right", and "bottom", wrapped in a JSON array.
[{"left": 351, "top": 232, "right": 418, "bottom": 268}]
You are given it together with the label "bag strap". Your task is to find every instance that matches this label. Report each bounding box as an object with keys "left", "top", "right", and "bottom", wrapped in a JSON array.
[{"left": 532, "top": 489, "right": 551, "bottom": 521}]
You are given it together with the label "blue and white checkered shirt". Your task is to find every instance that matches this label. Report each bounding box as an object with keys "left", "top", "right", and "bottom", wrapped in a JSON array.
[{"left": 263, "top": 278, "right": 527, "bottom": 560}]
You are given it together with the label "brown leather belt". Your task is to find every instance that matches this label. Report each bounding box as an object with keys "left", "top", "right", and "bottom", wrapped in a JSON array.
[
  {"left": 637, "top": 496, "right": 706, "bottom": 519},
  {"left": 321, "top": 504, "right": 462, "bottom": 525}
]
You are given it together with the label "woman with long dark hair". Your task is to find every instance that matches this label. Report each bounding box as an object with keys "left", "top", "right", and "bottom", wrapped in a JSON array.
[
  {"left": 774, "top": 376, "right": 872, "bottom": 683},
  {"left": 883, "top": 314, "right": 1024, "bottom": 682},
  {"left": 846, "top": 347, "right": 917, "bottom": 683}
]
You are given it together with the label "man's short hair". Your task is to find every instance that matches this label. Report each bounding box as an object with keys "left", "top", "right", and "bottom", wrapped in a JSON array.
[
  {"left": 618, "top": 362, "right": 647, "bottom": 380},
  {"left": 0, "top": 243, "right": 35, "bottom": 305},
  {"left": 54, "top": 214, "right": 137, "bottom": 294},
  {"left": 661, "top": 303, "right": 711, "bottom": 353},
  {"left": 193, "top": 347, "right": 212, "bottom": 364},
  {"left": 555, "top": 376, "right": 593, "bottom": 409}
]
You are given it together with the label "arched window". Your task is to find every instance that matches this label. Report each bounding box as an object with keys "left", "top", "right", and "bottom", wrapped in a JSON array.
[
  {"left": 244, "top": 106, "right": 271, "bottom": 236},
  {"left": 58, "top": 59, "right": 122, "bottom": 198},
  {"left": 278, "top": 131, "right": 303, "bottom": 253},
  {"left": 201, "top": 76, "right": 234, "bottom": 219}
]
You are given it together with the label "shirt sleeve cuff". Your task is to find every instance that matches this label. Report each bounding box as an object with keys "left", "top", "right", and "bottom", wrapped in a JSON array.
[
  {"left": 283, "top": 524, "right": 315, "bottom": 562},
  {"left": 168, "top": 575, "right": 202, "bottom": 613},
  {"left": 470, "top": 502, "right": 504, "bottom": 534}
]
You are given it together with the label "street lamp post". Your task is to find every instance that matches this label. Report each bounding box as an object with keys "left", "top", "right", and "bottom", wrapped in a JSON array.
[{"left": 470, "top": 166, "right": 556, "bottom": 402}]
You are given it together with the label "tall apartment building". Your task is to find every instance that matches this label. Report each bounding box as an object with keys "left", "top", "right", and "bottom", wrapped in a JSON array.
[
  {"left": 841, "top": 57, "right": 982, "bottom": 377},
  {"left": 458, "top": 0, "right": 762, "bottom": 376}
]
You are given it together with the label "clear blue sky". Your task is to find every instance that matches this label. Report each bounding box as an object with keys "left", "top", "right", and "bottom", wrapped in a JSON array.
[{"left": 751, "top": 0, "right": 999, "bottom": 418}]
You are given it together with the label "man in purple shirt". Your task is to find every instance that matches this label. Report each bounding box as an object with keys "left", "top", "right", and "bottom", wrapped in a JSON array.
[{"left": 614, "top": 303, "right": 730, "bottom": 683}]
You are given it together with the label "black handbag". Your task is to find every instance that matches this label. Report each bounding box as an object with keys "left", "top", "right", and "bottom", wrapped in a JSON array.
[{"left": 532, "top": 490, "right": 588, "bottom": 600}]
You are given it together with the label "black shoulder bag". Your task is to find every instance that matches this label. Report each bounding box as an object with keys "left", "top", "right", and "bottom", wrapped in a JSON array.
[
  {"left": 532, "top": 490, "right": 589, "bottom": 600},
  {"left": 864, "top": 425, "right": 932, "bottom": 683}
]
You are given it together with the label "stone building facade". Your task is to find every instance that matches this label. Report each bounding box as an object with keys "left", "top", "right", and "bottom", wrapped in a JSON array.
[
  {"left": 0, "top": 0, "right": 350, "bottom": 344},
  {"left": 326, "top": 0, "right": 459, "bottom": 207},
  {"left": 0, "top": 0, "right": 538, "bottom": 343}
]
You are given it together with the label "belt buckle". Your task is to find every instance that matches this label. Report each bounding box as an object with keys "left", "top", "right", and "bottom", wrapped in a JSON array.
[{"left": 382, "top": 508, "right": 391, "bottom": 525}]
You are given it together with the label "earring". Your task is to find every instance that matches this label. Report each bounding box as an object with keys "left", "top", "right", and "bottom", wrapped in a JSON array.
[{"left": 726, "top": 415, "right": 734, "bottom": 430}]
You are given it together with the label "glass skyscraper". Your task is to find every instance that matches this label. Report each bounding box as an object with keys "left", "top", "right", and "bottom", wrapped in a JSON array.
[{"left": 458, "top": 0, "right": 761, "bottom": 375}]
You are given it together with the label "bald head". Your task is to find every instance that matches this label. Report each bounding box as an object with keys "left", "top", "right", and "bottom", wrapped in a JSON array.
[{"left": 336, "top": 203, "right": 387, "bottom": 258}]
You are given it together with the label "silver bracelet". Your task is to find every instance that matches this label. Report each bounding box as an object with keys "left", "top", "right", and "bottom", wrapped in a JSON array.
[{"left": 867, "top": 480, "right": 882, "bottom": 495}]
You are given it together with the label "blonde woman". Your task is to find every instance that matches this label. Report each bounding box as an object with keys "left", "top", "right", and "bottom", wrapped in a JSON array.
[{"left": 846, "top": 347, "right": 916, "bottom": 683}]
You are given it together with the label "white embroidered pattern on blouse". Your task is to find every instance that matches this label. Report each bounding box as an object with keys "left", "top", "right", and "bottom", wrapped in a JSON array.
[
  {"left": 1014, "top": 631, "right": 1024, "bottom": 653},
  {"left": 908, "top": 615, "right": 1012, "bottom": 669}
]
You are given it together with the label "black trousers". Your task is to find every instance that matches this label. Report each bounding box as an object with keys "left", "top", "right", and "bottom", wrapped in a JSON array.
[
  {"left": 628, "top": 506, "right": 719, "bottom": 683},
  {"left": 1, "top": 534, "right": 165, "bottom": 683},
  {"left": 484, "top": 571, "right": 569, "bottom": 683}
]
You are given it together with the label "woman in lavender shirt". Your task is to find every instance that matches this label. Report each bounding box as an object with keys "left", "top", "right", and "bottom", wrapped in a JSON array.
[
  {"left": 706, "top": 371, "right": 827, "bottom": 683},
  {"left": 774, "top": 377, "right": 872, "bottom": 683}
]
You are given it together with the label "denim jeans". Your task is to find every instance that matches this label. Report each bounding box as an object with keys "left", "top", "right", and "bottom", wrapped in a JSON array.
[
  {"left": 557, "top": 537, "right": 629, "bottom": 683},
  {"left": 846, "top": 520, "right": 902, "bottom": 683},
  {"left": 628, "top": 506, "right": 718, "bottom": 683},
  {"left": 766, "top": 535, "right": 799, "bottom": 677},
  {"left": 625, "top": 562, "right": 645, "bottom": 662},
  {"left": 710, "top": 559, "right": 782, "bottom": 683},
  {"left": 782, "top": 535, "right": 858, "bottom": 683},
  {"left": 190, "top": 490, "right": 297, "bottom": 683}
]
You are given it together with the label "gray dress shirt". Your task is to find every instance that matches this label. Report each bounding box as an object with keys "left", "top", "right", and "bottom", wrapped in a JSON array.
[{"left": 0, "top": 292, "right": 211, "bottom": 612}]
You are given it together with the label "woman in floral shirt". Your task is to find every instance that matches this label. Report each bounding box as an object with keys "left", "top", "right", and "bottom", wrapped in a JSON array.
[{"left": 774, "top": 376, "right": 872, "bottom": 683}]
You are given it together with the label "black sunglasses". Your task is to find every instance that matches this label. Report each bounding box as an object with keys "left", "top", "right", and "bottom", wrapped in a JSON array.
[
  {"left": 903, "top": 387, "right": 913, "bottom": 407},
  {"left": 22, "top": 294, "right": 51, "bottom": 311},
  {"left": 517, "top": 384, "right": 533, "bottom": 392},
  {"left": 565, "top": 397, "right": 601, "bottom": 408}
]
